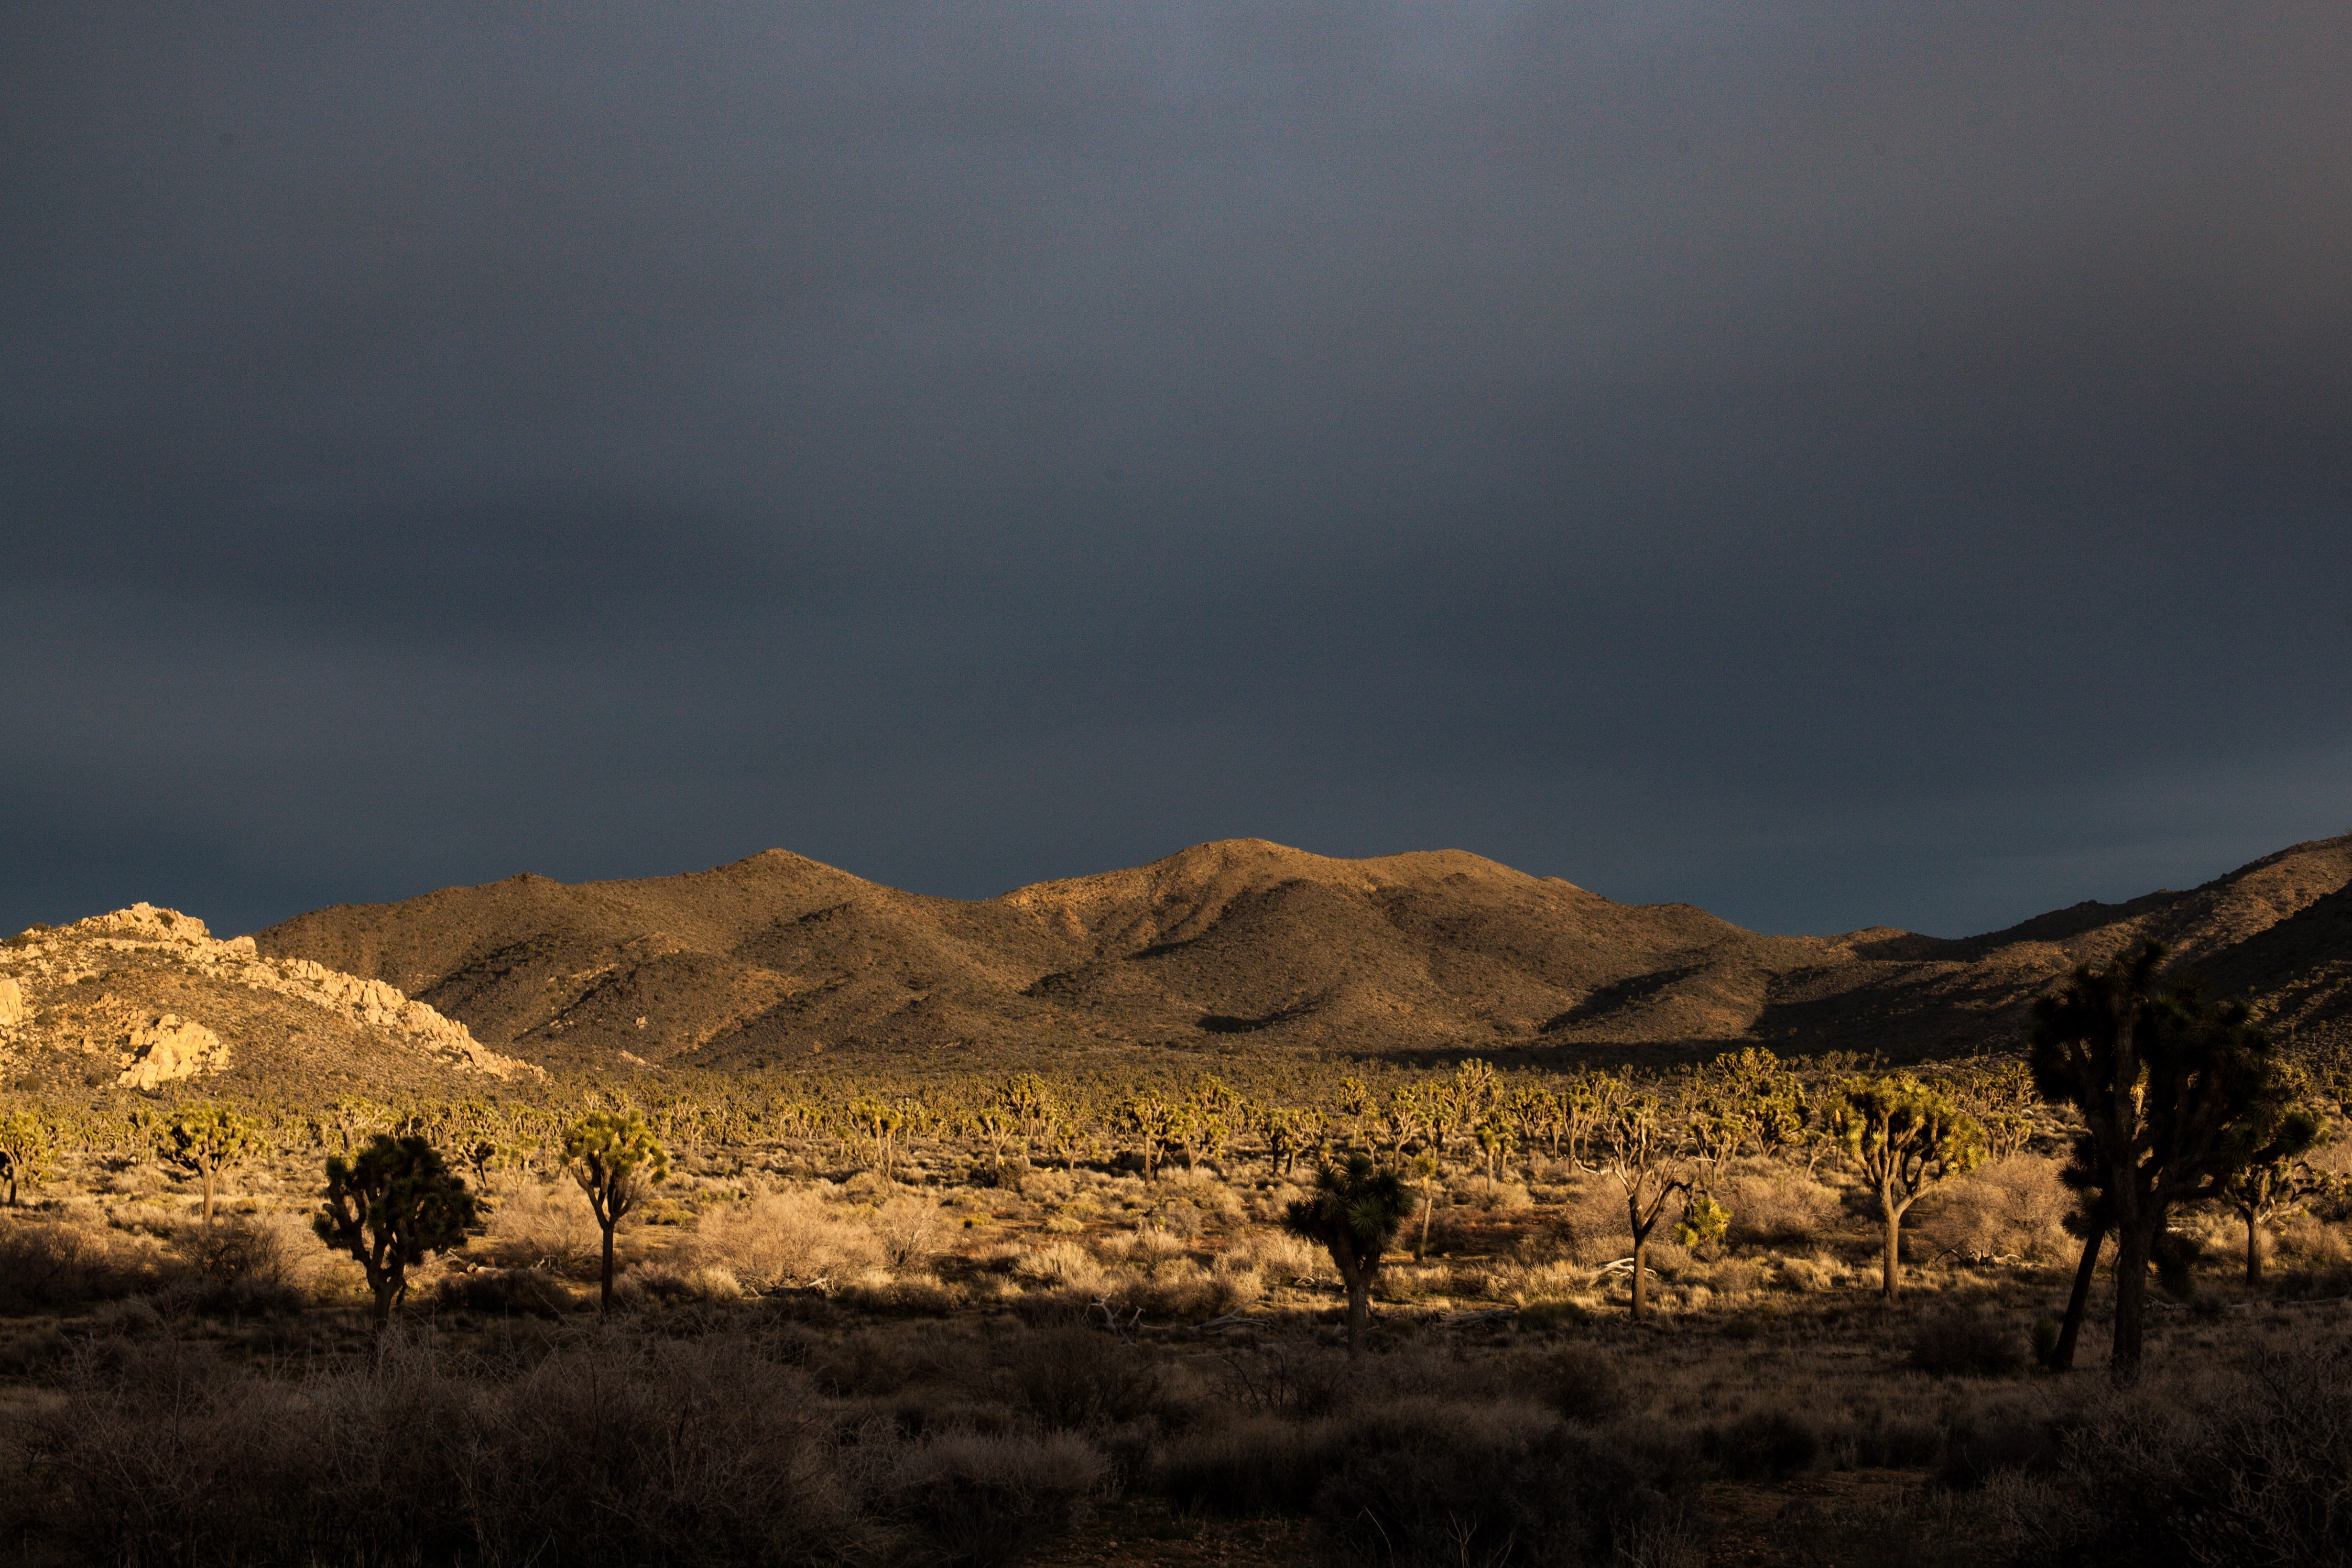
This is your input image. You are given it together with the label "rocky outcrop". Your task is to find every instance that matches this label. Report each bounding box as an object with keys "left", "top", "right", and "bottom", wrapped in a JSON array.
[
  {"left": 1, "top": 904, "right": 545, "bottom": 1086},
  {"left": 117, "top": 1013, "right": 231, "bottom": 1089},
  {"left": 258, "top": 956, "right": 539, "bottom": 1078}
]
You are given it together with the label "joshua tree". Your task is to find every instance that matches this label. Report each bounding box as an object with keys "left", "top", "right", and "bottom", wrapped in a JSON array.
[
  {"left": 0, "top": 1105, "right": 57, "bottom": 1209},
  {"left": 846, "top": 1096, "right": 905, "bottom": 1176},
  {"left": 165, "top": 1102, "right": 262, "bottom": 1228},
  {"left": 1283, "top": 1152, "right": 1414, "bottom": 1355},
  {"left": 1380, "top": 1086, "right": 1426, "bottom": 1160},
  {"left": 1599, "top": 1092, "right": 1694, "bottom": 1319},
  {"left": 563, "top": 1110, "right": 670, "bottom": 1311},
  {"left": 2214, "top": 1078, "right": 2330, "bottom": 1288},
  {"left": 1473, "top": 1111, "right": 1517, "bottom": 1182},
  {"left": 1408, "top": 1151, "right": 1441, "bottom": 1261},
  {"left": 315, "top": 1134, "right": 483, "bottom": 1327},
  {"left": 1827, "top": 1074, "right": 1985, "bottom": 1303},
  {"left": 1118, "top": 1089, "right": 1176, "bottom": 1180},
  {"left": 2031, "top": 940, "right": 2293, "bottom": 1381}
]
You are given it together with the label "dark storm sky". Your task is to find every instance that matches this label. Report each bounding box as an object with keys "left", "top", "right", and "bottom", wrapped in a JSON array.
[{"left": 5, "top": 3, "right": 2349, "bottom": 941}]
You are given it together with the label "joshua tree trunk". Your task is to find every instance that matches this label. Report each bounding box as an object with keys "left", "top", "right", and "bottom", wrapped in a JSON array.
[
  {"left": 1875, "top": 1181, "right": 1915, "bottom": 1304},
  {"left": 1416, "top": 1192, "right": 1433, "bottom": 1261},
  {"left": 2243, "top": 1207, "right": 2264, "bottom": 1287},
  {"left": 1342, "top": 1263, "right": 1371, "bottom": 1356},
  {"left": 1630, "top": 1233, "right": 1650, "bottom": 1318},
  {"left": 2110, "top": 1219, "right": 2155, "bottom": 1383},
  {"left": 599, "top": 1220, "right": 618, "bottom": 1311}
]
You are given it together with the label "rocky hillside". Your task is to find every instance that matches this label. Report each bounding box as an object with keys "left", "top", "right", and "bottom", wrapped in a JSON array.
[
  {"left": 0, "top": 904, "right": 542, "bottom": 1101},
  {"left": 252, "top": 835, "right": 2352, "bottom": 1073}
]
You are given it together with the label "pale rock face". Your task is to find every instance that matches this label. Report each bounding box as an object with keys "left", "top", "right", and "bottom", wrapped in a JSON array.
[
  {"left": 118, "top": 1013, "right": 232, "bottom": 1089},
  {"left": 74, "top": 903, "right": 211, "bottom": 943},
  {"left": 11, "top": 905, "right": 545, "bottom": 1085}
]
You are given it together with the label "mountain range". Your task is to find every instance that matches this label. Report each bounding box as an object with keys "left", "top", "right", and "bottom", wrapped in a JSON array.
[{"left": 245, "top": 834, "right": 2352, "bottom": 1077}]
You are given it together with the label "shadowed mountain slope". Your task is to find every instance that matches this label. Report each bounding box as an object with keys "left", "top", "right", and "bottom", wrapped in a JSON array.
[{"left": 251, "top": 836, "right": 2352, "bottom": 1073}]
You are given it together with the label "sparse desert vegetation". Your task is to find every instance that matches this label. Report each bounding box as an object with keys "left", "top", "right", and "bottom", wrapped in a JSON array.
[{"left": 4, "top": 957, "right": 2352, "bottom": 1565}]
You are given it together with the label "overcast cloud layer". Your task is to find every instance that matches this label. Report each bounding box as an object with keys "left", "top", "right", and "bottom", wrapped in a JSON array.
[{"left": 5, "top": 2, "right": 2348, "bottom": 940}]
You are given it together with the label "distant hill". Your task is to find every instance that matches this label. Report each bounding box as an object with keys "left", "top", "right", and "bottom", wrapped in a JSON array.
[{"left": 250, "top": 835, "right": 2352, "bottom": 1074}]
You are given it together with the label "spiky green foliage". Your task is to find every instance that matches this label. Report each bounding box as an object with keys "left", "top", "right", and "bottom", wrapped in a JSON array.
[
  {"left": 315, "top": 1134, "right": 483, "bottom": 1325},
  {"left": 563, "top": 1109, "right": 671, "bottom": 1311},
  {"left": 2030, "top": 939, "right": 2293, "bottom": 1380},
  {"left": 1283, "top": 1152, "right": 1414, "bottom": 1354},
  {"left": 1827, "top": 1074, "right": 1985, "bottom": 1303},
  {"left": 2214, "top": 1069, "right": 2332, "bottom": 1287},
  {"left": 165, "top": 1102, "right": 263, "bottom": 1227},
  {"left": 0, "top": 1104, "right": 57, "bottom": 1209}
]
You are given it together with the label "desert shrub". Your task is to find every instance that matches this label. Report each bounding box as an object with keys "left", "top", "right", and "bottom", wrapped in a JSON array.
[
  {"left": 1223, "top": 1228, "right": 1323, "bottom": 1281},
  {"left": 1831, "top": 1409, "right": 1946, "bottom": 1470},
  {"left": 988, "top": 1323, "right": 1166, "bottom": 1430},
  {"left": 1252, "top": 1181, "right": 1307, "bottom": 1223},
  {"left": 1206, "top": 1257, "right": 1263, "bottom": 1313},
  {"left": 1157, "top": 1170, "right": 1247, "bottom": 1227},
  {"left": 463, "top": 1334, "right": 874, "bottom": 1565},
  {"left": 2022, "top": 1341, "right": 2352, "bottom": 1567},
  {"left": 879, "top": 1430, "right": 1106, "bottom": 1567},
  {"left": 611, "top": 1260, "right": 743, "bottom": 1308},
  {"left": 147, "top": 1271, "right": 310, "bottom": 1321},
  {"left": 1108, "top": 1258, "right": 1218, "bottom": 1317},
  {"left": 1010, "top": 1241, "right": 1106, "bottom": 1295},
  {"left": 1213, "top": 1337, "right": 1352, "bottom": 1419},
  {"left": 479, "top": 1174, "right": 601, "bottom": 1273},
  {"left": 1155, "top": 1416, "right": 1343, "bottom": 1516},
  {"left": 1778, "top": 1253, "right": 1840, "bottom": 1293},
  {"left": 1711, "top": 1257, "right": 1763, "bottom": 1295},
  {"left": 10, "top": 1332, "right": 880, "bottom": 1566},
  {"left": 1455, "top": 1176, "right": 1534, "bottom": 1212},
  {"left": 1909, "top": 1308, "right": 2026, "bottom": 1377},
  {"left": 1309, "top": 1397, "right": 1693, "bottom": 1568},
  {"left": 434, "top": 1266, "right": 575, "bottom": 1317},
  {"left": 1147, "top": 1197, "right": 1204, "bottom": 1236},
  {"left": 1936, "top": 1400, "right": 2064, "bottom": 1492},
  {"left": 1915, "top": 1154, "right": 2071, "bottom": 1265},
  {"left": 693, "top": 1186, "right": 885, "bottom": 1289},
  {"left": 0, "top": 1216, "right": 160, "bottom": 1309},
  {"left": 2272, "top": 1214, "right": 2352, "bottom": 1272},
  {"left": 871, "top": 1195, "right": 944, "bottom": 1270},
  {"left": 1721, "top": 1165, "right": 1844, "bottom": 1249},
  {"left": 1536, "top": 1345, "right": 1629, "bottom": 1424},
  {"left": 1100, "top": 1222, "right": 1187, "bottom": 1263},
  {"left": 174, "top": 1212, "right": 305, "bottom": 1283},
  {"left": 1702, "top": 1408, "right": 1820, "bottom": 1479}
]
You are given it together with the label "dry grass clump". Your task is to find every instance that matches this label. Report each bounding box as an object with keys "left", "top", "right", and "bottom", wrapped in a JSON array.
[
  {"left": 432, "top": 1266, "right": 574, "bottom": 1317},
  {"left": 1098, "top": 1222, "right": 1187, "bottom": 1264},
  {"left": 478, "top": 1174, "right": 601, "bottom": 1273},
  {"left": 1720, "top": 1163, "right": 1846, "bottom": 1250},
  {"left": 0, "top": 1214, "right": 170, "bottom": 1310},
  {"left": 1012, "top": 1241, "right": 1107, "bottom": 1295},
  {"left": 1916, "top": 1154, "right": 2072, "bottom": 1265},
  {"left": 1217, "top": 1229, "right": 1323, "bottom": 1282},
  {"left": 691, "top": 1185, "right": 885, "bottom": 1289},
  {"left": 614, "top": 1261, "right": 744, "bottom": 1307},
  {"left": 870, "top": 1194, "right": 946, "bottom": 1270}
]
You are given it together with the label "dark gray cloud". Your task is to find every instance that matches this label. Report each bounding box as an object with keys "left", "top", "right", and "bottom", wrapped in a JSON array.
[{"left": 5, "top": 1, "right": 2349, "bottom": 940}]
